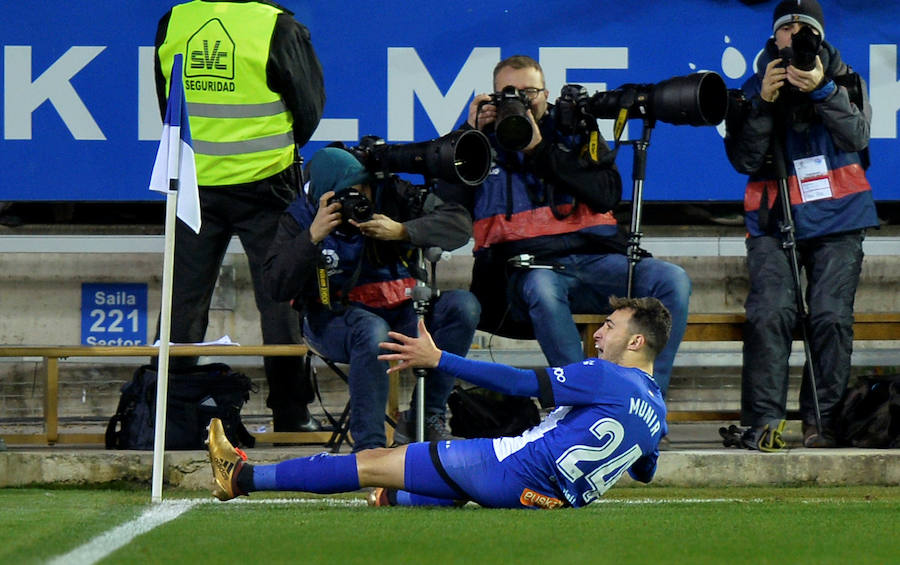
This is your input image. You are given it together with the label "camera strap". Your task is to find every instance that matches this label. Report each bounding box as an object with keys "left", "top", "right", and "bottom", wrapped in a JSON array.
[
  {"left": 581, "top": 131, "right": 601, "bottom": 163},
  {"left": 316, "top": 265, "right": 331, "bottom": 308}
]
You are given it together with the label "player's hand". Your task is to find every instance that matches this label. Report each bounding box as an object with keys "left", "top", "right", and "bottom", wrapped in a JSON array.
[
  {"left": 351, "top": 214, "right": 408, "bottom": 241},
  {"left": 468, "top": 93, "right": 495, "bottom": 129},
  {"left": 761, "top": 58, "right": 787, "bottom": 103},
  {"left": 309, "top": 191, "right": 342, "bottom": 244},
  {"left": 378, "top": 318, "right": 442, "bottom": 374}
]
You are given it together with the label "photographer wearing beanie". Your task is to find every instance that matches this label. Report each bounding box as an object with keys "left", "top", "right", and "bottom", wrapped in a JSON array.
[
  {"left": 263, "top": 147, "right": 480, "bottom": 451},
  {"left": 724, "top": 0, "right": 878, "bottom": 451}
]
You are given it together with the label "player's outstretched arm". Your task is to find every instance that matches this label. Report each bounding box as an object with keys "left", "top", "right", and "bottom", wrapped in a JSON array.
[
  {"left": 378, "top": 318, "right": 442, "bottom": 373},
  {"left": 379, "top": 319, "right": 542, "bottom": 399}
]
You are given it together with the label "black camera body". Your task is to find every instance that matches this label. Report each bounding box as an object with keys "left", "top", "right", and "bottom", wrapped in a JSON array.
[
  {"left": 328, "top": 187, "right": 373, "bottom": 226},
  {"left": 478, "top": 85, "right": 533, "bottom": 151},
  {"left": 552, "top": 84, "right": 594, "bottom": 135},
  {"left": 778, "top": 25, "right": 821, "bottom": 72}
]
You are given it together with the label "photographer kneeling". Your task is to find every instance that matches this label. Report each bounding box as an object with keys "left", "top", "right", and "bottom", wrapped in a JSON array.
[{"left": 263, "top": 147, "right": 480, "bottom": 451}]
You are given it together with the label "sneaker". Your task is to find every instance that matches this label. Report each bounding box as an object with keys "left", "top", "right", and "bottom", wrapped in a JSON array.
[
  {"left": 741, "top": 420, "right": 787, "bottom": 452},
  {"left": 206, "top": 417, "right": 248, "bottom": 501},
  {"left": 802, "top": 422, "right": 837, "bottom": 448},
  {"left": 367, "top": 487, "right": 394, "bottom": 507}
]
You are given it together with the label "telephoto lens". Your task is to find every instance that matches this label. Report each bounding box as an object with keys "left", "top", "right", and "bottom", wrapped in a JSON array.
[{"left": 493, "top": 86, "right": 533, "bottom": 151}]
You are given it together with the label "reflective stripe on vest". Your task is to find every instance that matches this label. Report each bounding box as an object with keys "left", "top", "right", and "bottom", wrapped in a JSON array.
[{"left": 158, "top": 1, "right": 294, "bottom": 185}]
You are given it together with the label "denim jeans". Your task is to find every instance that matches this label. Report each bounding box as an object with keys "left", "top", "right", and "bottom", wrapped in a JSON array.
[
  {"left": 742, "top": 232, "right": 864, "bottom": 430},
  {"left": 508, "top": 253, "right": 691, "bottom": 395},
  {"left": 303, "top": 290, "right": 480, "bottom": 451}
]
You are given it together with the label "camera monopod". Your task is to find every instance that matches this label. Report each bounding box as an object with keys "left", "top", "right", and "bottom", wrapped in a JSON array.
[
  {"left": 624, "top": 118, "right": 653, "bottom": 298},
  {"left": 768, "top": 119, "right": 825, "bottom": 436},
  {"left": 407, "top": 246, "right": 443, "bottom": 442}
]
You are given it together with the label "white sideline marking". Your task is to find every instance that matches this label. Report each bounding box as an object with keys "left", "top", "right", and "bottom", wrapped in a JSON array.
[
  {"left": 595, "top": 497, "right": 765, "bottom": 505},
  {"left": 47, "top": 500, "right": 200, "bottom": 565}
]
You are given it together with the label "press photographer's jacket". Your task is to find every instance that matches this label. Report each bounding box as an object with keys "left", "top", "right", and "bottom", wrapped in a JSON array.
[
  {"left": 725, "top": 39, "right": 878, "bottom": 239},
  {"left": 454, "top": 110, "right": 623, "bottom": 337},
  {"left": 466, "top": 111, "right": 622, "bottom": 256},
  {"left": 263, "top": 178, "right": 472, "bottom": 311}
]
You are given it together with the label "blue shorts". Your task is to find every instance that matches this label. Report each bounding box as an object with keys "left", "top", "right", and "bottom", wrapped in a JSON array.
[{"left": 405, "top": 440, "right": 560, "bottom": 509}]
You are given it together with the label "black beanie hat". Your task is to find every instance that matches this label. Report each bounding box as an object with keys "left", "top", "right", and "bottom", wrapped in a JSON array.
[{"left": 773, "top": 0, "right": 825, "bottom": 39}]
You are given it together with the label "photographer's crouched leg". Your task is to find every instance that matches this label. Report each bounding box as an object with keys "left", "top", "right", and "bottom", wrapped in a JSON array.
[{"left": 393, "top": 290, "right": 481, "bottom": 444}]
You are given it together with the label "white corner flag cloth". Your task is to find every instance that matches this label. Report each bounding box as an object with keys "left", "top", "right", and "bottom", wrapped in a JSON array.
[{"left": 149, "top": 53, "right": 201, "bottom": 234}]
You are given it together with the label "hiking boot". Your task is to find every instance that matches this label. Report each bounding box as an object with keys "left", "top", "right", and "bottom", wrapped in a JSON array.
[
  {"left": 741, "top": 420, "right": 787, "bottom": 452},
  {"left": 367, "top": 487, "right": 395, "bottom": 507},
  {"left": 391, "top": 411, "right": 458, "bottom": 445},
  {"left": 802, "top": 422, "right": 837, "bottom": 448},
  {"left": 207, "top": 417, "right": 248, "bottom": 501}
]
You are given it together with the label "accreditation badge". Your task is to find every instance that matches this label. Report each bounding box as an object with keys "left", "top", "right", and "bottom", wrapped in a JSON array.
[{"left": 793, "top": 155, "right": 833, "bottom": 202}]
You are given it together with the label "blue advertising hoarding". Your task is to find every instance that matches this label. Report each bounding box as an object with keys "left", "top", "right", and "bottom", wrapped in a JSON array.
[{"left": 2, "top": 1, "right": 897, "bottom": 201}]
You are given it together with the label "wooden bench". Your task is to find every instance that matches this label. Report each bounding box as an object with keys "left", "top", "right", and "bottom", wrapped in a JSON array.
[
  {"left": 573, "top": 312, "right": 900, "bottom": 422},
  {"left": 0, "top": 344, "right": 343, "bottom": 446}
]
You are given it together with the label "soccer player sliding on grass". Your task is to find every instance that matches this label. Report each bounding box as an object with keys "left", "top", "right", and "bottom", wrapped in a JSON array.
[{"left": 208, "top": 296, "right": 670, "bottom": 509}]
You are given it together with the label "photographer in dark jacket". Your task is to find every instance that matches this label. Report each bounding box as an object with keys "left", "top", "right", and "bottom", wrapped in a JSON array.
[
  {"left": 153, "top": 0, "right": 325, "bottom": 432},
  {"left": 264, "top": 147, "right": 480, "bottom": 451},
  {"left": 724, "top": 0, "right": 879, "bottom": 450},
  {"left": 455, "top": 55, "right": 691, "bottom": 396}
]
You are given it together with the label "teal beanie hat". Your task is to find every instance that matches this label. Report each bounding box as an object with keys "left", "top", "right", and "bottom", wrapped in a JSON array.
[{"left": 307, "top": 147, "right": 373, "bottom": 202}]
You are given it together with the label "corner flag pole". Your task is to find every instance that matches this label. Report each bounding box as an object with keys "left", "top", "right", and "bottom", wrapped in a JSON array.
[{"left": 148, "top": 53, "right": 201, "bottom": 502}]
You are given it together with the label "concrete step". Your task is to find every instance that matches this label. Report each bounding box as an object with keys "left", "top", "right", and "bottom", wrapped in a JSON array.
[{"left": 2, "top": 424, "right": 898, "bottom": 489}]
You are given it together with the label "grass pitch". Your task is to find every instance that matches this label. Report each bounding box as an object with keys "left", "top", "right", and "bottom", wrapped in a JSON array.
[{"left": 3, "top": 485, "right": 898, "bottom": 564}]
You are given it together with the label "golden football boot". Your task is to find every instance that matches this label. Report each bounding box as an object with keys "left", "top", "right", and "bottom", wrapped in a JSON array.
[{"left": 206, "top": 418, "right": 248, "bottom": 501}]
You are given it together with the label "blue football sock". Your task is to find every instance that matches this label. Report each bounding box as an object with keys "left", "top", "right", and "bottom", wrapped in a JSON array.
[
  {"left": 395, "top": 490, "right": 459, "bottom": 507},
  {"left": 251, "top": 452, "right": 360, "bottom": 493}
]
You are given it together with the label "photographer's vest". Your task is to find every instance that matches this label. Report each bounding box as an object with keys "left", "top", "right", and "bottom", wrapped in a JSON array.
[
  {"left": 741, "top": 51, "right": 878, "bottom": 239},
  {"left": 287, "top": 198, "right": 416, "bottom": 310},
  {"left": 472, "top": 161, "right": 618, "bottom": 253},
  {"left": 158, "top": 1, "right": 294, "bottom": 186}
]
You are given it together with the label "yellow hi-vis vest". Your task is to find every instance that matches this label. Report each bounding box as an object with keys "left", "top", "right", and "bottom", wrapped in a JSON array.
[{"left": 158, "top": 0, "right": 295, "bottom": 186}]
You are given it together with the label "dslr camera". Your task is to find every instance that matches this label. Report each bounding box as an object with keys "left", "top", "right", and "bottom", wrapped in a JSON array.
[
  {"left": 552, "top": 84, "right": 595, "bottom": 135},
  {"left": 477, "top": 85, "right": 534, "bottom": 151},
  {"left": 778, "top": 25, "right": 822, "bottom": 72},
  {"left": 328, "top": 187, "right": 373, "bottom": 226}
]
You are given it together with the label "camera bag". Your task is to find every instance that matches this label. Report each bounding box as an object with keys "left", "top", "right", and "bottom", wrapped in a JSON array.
[
  {"left": 834, "top": 373, "right": 900, "bottom": 448},
  {"left": 447, "top": 385, "right": 540, "bottom": 439},
  {"left": 105, "top": 363, "right": 257, "bottom": 450}
]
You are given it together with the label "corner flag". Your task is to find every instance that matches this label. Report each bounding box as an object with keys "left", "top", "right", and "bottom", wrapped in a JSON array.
[{"left": 149, "top": 53, "right": 201, "bottom": 234}]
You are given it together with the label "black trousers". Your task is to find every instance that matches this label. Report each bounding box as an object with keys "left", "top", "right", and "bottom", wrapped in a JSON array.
[
  {"left": 741, "top": 231, "right": 865, "bottom": 431},
  {"left": 154, "top": 173, "right": 313, "bottom": 415}
]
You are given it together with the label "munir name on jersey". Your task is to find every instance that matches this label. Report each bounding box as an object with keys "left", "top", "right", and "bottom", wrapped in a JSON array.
[{"left": 628, "top": 396, "right": 662, "bottom": 436}]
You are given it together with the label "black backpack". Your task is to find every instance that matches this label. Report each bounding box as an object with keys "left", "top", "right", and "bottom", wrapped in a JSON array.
[
  {"left": 834, "top": 373, "right": 900, "bottom": 448},
  {"left": 447, "top": 385, "right": 541, "bottom": 439},
  {"left": 105, "top": 363, "right": 257, "bottom": 450}
]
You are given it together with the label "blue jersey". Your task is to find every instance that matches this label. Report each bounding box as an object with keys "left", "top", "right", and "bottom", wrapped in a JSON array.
[{"left": 437, "top": 354, "right": 667, "bottom": 508}]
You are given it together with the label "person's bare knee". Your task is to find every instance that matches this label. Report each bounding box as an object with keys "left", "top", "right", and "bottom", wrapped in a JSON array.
[{"left": 355, "top": 445, "right": 408, "bottom": 488}]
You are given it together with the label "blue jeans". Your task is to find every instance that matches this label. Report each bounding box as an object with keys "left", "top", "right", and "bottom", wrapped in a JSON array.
[
  {"left": 303, "top": 290, "right": 480, "bottom": 451},
  {"left": 508, "top": 254, "right": 691, "bottom": 395}
]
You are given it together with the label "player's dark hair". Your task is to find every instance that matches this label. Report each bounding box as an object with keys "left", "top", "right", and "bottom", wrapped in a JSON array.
[{"left": 609, "top": 296, "right": 672, "bottom": 358}]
